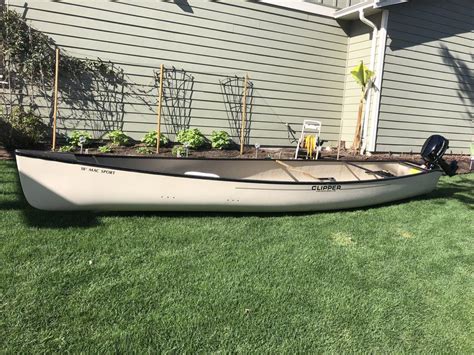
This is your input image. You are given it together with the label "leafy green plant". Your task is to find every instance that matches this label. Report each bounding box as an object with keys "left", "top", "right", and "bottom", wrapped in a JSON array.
[
  {"left": 98, "top": 145, "right": 112, "bottom": 153},
  {"left": 68, "top": 131, "right": 92, "bottom": 147},
  {"left": 172, "top": 145, "right": 186, "bottom": 157},
  {"left": 107, "top": 130, "right": 129, "bottom": 146},
  {"left": 58, "top": 145, "right": 75, "bottom": 152},
  {"left": 136, "top": 146, "right": 153, "bottom": 155},
  {"left": 210, "top": 130, "right": 232, "bottom": 149},
  {"left": 0, "top": 107, "right": 48, "bottom": 149},
  {"left": 351, "top": 61, "right": 375, "bottom": 153},
  {"left": 141, "top": 131, "right": 170, "bottom": 147},
  {"left": 176, "top": 128, "right": 206, "bottom": 149}
]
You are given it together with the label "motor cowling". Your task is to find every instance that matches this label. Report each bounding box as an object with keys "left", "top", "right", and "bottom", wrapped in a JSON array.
[{"left": 420, "top": 135, "right": 456, "bottom": 176}]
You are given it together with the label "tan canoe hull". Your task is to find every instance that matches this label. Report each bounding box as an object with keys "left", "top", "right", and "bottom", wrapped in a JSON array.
[{"left": 16, "top": 154, "right": 442, "bottom": 212}]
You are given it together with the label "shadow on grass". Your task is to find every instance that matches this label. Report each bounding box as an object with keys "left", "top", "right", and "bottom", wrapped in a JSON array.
[
  {"left": 0, "top": 168, "right": 101, "bottom": 228},
  {"left": 427, "top": 181, "right": 473, "bottom": 209},
  {"left": 0, "top": 191, "right": 101, "bottom": 229},
  {"left": 22, "top": 209, "right": 101, "bottom": 229}
]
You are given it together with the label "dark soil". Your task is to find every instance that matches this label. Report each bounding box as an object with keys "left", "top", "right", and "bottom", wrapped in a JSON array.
[
  {"left": 0, "top": 147, "right": 14, "bottom": 160},
  {"left": 1, "top": 144, "right": 471, "bottom": 174}
]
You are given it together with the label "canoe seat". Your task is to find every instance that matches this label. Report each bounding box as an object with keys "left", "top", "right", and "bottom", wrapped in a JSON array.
[{"left": 184, "top": 171, "right": 220, "bottom": 179}]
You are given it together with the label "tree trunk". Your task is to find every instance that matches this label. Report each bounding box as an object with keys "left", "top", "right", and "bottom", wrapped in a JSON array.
[{"left": 352, "top": 92, "right": 365, "bottom": 154}]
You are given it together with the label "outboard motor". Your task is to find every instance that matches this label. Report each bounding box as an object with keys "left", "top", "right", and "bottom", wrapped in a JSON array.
[{"left": 420, "top": 135, "right": 457, "bottom": 176}]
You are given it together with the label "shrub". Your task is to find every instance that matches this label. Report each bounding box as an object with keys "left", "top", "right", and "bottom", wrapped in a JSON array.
[
  {"left": 210, "top": 130, "right": 232, "bottom": 149},
  {"left": 176, "top": 128, "right": 206, "bottom": 149},
  {"left": 0, "top": 107, "right": 48, "bottom": 149},
  {"left": 98, "top": 145, "right": 112, "bottom": 153},
  {"left": 141, "top": 131, "right": 169, "bottom": 147},
  {"left": 136, "top": 146, "right": 153, "bottom": 155},
  {"left": 68, "top": 131, "right": 92, "bottom": 147},
  {"left": 107, "top": 130, "right": 129, "bottom": 146},
  {"left": 172, "top": 145, "right": 186, "bottom": 157},
  {"left": 58, "top": 145, "right": 75, "bottom": 152}
]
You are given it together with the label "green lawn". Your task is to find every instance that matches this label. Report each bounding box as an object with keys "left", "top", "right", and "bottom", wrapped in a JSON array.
[{"left": 1, "top": 160, "right": 472, "bottom": 353}]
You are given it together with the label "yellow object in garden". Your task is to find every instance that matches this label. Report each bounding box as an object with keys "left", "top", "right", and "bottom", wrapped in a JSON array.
[{"left": 304, "top": 135, "right": 317, "bottom": 159}]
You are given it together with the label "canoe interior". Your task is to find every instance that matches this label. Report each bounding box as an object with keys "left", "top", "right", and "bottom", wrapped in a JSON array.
[{"left": 16, "top": 150, "right": 426, "bottom": 183}]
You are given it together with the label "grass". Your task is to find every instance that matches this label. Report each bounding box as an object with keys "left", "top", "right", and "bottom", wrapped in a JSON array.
[{"left": 1, "top": 160, "right": 473, "bottom": 353}]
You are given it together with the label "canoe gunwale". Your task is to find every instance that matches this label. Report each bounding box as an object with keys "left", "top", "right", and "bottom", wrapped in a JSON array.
[{"left": 15, "top": 150, "right": 440, "bottom": 186}]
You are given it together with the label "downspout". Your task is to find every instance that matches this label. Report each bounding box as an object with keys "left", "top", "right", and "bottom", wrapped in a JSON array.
[
  {"left": 358, "top": 9, "right": 378, "bottom": 154},
  {"left": 368, "top": 9, "right": 389, "bottom": 152}
]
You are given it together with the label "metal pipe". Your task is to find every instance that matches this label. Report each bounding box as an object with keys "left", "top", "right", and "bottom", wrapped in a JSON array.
[
  {"left": 358, "top": 9, "right": 378, "bottom": 154},
  {"left": 368, "top": 9, "right": 389, "bottom": 153}
]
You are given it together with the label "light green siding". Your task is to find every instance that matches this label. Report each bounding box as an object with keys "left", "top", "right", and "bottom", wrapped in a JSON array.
[
  {"left": 376, "top": 0, "right": 473, "bottom": 154},
  {"left": 9, "top": 0, "right": 348, "bottom": 145}
]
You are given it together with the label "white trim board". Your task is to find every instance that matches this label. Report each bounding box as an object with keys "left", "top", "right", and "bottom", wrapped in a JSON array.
[
  {"left": 334, "top": 0, "right": 409, "bottom": 19},
  {"left": 334, "top": 1, "right": 375, "bottom": 20},
  {"left": 259, "top": 0, "right": 336, "bottom": 17},
  {"left": 368, "top": 9, "right": 389, "bottom": 153},
  {"left": 259, "top": 0, "right": 408, "bottom": 19},
  {"left": 374, "top": 0, "right": 409, "bottom": 9}
]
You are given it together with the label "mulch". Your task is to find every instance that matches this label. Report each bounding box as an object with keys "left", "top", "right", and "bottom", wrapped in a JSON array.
[{"left": 1, "top": 145, "right": 471, "bottom": 174}]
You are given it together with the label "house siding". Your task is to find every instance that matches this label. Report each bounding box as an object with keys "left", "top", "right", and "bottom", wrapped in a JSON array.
[
  {"left": 376, "top": 0, "right": 473, "bottom": 154},
  {"left": 8, "top": 0, "right": 348, "bottom": 145}
]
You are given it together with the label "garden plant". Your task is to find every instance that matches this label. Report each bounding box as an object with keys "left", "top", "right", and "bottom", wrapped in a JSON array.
[
  {"left": 98, "top": 145, "right": 112, "bottom": 153},
  {"left": 171, "top": 145, "right": 187, "bottom": 157},
  {"left": 210, "top": 130, "right": 232, "bottom": 150},
  {"left": 141, "top": 131, "right": 170, "bottom": 147},
  {"left": 351, "top": 61, "right": 374, "bottom": 153},
  {"left": 176, "top": 128, "right": 206, "bottom": 149},
  {"left": 67, "top": 131, "right": 92, "bottom": 148},
  {"left": 0, "top": 107, "right": 47, "bottom": 149},
  {"left": 107, "top": 130, "right": 129, "bottom": 147},
  {"left": 135, "top": 146, "right": 153, "bottom": 155}
]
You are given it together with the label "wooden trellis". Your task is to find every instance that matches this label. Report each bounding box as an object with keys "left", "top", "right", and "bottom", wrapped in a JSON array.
[{"left": 220, "top": 75, "right": 254, "bottom": 154}]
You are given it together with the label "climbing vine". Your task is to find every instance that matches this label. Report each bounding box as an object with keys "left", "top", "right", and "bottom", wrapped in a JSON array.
[
  {"left": 0, "top": 9, "right": 120, "bottom": 92},
  {"left": 0, "top": 8, "right": 127, "bottom": 147}
]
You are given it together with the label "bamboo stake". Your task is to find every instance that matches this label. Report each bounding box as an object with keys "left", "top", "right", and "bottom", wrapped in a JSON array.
[
  {"left": 51, "top": 47, "right": 60, "bottom": 151},
  {"left": 240, "top": 73, "right": 249, "bottom": 156},
  {"left": 156, "top": 64, "right": 164, "bottom": 154},
  {"left": 336, "top": 115, "right": 344, "bottom": 160},
  {"left": 352, "top": 91, "right": 365, "bottom": 155}
]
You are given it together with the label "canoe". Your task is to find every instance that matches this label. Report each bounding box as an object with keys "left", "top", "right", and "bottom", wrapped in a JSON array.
[{"left": 15, "top": 149, "right": 444, "bottom": 212}]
